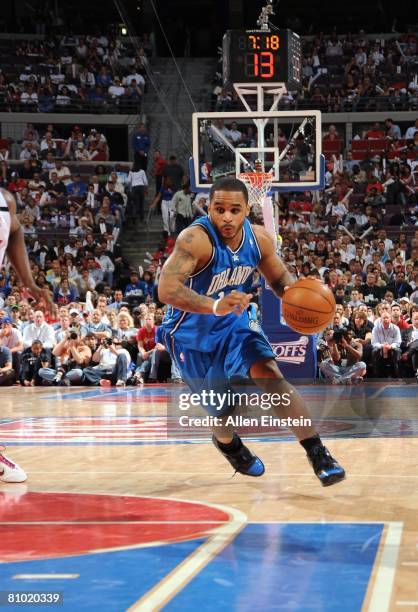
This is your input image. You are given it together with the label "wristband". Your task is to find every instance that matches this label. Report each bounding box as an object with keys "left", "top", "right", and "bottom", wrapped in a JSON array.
[{"left": 212, "top": 299, "right": 222, "bottom": 316}]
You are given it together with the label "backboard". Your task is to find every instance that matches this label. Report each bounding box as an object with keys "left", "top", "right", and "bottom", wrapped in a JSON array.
[{"left": 190, "top": 110, "right": 325, "bottom": 193}]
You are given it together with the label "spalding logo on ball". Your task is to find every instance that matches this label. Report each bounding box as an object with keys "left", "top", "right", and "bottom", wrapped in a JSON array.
[{"left": 282, "top": 278, "right": 336, "bottom": 334}]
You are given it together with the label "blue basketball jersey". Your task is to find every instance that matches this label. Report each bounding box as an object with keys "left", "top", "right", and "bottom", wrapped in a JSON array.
[{"left": 162, "top": 216, "right": 262, "bottom": 352}]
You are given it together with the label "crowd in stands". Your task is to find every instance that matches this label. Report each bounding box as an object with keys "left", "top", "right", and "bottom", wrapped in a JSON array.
[
  {"left": 1, "top": 115, "right": 418, "bottom": 385},
  {"left": 0, "top": 33, "right": 151, "bottom": 114},
  {"left": 0, "top": 25, "right": 417, "bottom": 386},
  {"left": 277, "top": 116, "right": 418, "bottom": 382},
  {"left": 212, "top": 31, "right": 418, "bottom": 112},
  {"left": 0, "top": 121, "right": 202, "bottom": 387}
]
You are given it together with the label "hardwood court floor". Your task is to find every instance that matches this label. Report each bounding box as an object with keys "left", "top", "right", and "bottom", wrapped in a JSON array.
[{"left": 0, "top": 383, "right": 417, "bottom": 611}]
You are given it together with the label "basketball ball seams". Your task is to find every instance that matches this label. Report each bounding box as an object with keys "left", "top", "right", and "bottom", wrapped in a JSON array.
[
  {"left": 282, "top": 302, "right": 334, "bottom": 315},
  {"left": 283, "top": 284, "right": 336, "bottom": 310},
  {"left": 281, "top": 279, "right": 336, "bottom": 334}
]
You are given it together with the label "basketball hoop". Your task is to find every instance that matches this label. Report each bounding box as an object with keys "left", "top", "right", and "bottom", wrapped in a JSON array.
[{"left": 238, "top": 171, "right": 273, "bottom": 206}]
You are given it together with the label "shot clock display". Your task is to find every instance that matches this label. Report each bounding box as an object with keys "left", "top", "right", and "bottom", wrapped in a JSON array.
[{"left": 223, "top": 29, "right": 302, "bottom": 89}]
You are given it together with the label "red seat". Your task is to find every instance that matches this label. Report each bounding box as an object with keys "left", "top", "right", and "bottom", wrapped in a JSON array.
[
  {"left": 351, "top": 140, "right": 369, "bottom": 151},
  {"left": 322, "top": 139, "right": 343, "bottom": 154},
  {"left": 352, "top": 151, "right": 368, "bottom": 160}
]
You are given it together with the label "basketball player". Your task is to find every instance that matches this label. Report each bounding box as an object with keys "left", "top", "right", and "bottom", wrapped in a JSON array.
[
  {"left": 0, "top": 188, "right": 51, "bottom": 483},
  {"left": 159, "top": 177, "right": 345, "bottom": 486}
]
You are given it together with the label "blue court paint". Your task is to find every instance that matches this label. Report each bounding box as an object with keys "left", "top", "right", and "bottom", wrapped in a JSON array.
[
  {"left": 0, "top": 524, "right": 384, "bottom": 611},
  {"left": 167, "top": 523, "right": 384, "bottom": 611},
  {"left": 378, "top": 386, "right": 418, "bottom": 398},
  {"left": 0, "top": 540, "right": 204, "bottom": 612}
]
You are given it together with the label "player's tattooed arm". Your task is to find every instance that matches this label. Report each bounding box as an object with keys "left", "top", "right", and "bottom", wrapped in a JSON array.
[
  {"left": 158, "top": 227, "right": 216, "bottom": 313},
  {"left": 253, "top": 224, "right": 295, "bottom": 298}
]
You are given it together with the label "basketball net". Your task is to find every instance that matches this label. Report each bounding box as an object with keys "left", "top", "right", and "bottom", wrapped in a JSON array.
[
  {"left": 237, "top": 171, "right": 273, "bottom": 207},
  {"left": 238, "top": 170, "right": 278, "bottom": 250}
]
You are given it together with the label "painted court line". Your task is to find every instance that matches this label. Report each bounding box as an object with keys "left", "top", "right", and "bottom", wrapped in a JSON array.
[
  {"left": 13, "top": 574, "right": 79, "bottom": 580},
  {"left": 401, "top": 561, "right": 418, "bottom": 566},
  {"left": 128, "top": 502, "right": 247, "bottom": 611},
  {"left": 368, "top": 522, "right": 403, "bottom": 612}
]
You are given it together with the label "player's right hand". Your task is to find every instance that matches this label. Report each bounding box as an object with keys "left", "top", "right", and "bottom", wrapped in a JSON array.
[
  {"left": 215, "top": 290, "right": 253, "bottom": 316},
  {"left": 28, "top": 286, "right": 53, "bottom": 312}
]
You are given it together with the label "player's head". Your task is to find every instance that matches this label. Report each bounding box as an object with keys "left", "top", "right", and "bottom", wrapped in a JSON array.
[{"left": 208, "top": 177, "right": 249, "bottom": 240}]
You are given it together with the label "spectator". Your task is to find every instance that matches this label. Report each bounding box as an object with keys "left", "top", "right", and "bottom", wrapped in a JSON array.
[
  {"left": 385, "top": 118, "right": 402, "bottom": 140},
  {"left": 172, "top": 182, "right": 193, "bottom": 234},
  {"left": 20, "top": 340, "right": 50, "bottom": 386},
  {"left": 388, "top": 271, "right": 413, "bottom": 300},
  {"left": 153, "top": 150, "right": 167, "bottom": 195},
  {"left": 131, "top": 123, "right": 150, "bottom": 169},
  {"left": 162, "top": 156, "right": 184, "bottom": 192},
  {"left": 391, "top": 303, "right": 410, "bottom": 331},
  {"left": 405, "top": 119, "right": 418, "bottom": 140},
  {"left": 401, "top": 311, "right": 418, "bottom": 378},
  {"left": 109, "top": 289, "right": 127, "bottom": 310},
  {"left": 0, "top": 316, "right": 24, "bottom": 373},
  {"left": 0, "top": 344, "right": 15, "bottom": 386},
  {"left": 360, "top": 273, "right": 383, "bottom": 308},
  {"left": 22, "top": 310, "right": 56, "bottom": 350},
  {"left": 150, "top": 179, "right": 176, "bottom": 236},
  {"left": 124, "top": 271, "right": 147, "bottom": 304},
  {"left": 134, "top": 312, "right": 156, "bottom": 383},
  {"left": 81, "top": 309, "right": 110, "bottom": 340},
  {"left": 371, "top": 311, "right": 402, "bottom": 377},
  {"left": 95, "top": 198, "right": 120, "bottom": 233},
  {"left": 127, "top": 161, "right": 148, "bottom": 225},
  {"left": 67, "top": 174, "right": 88, "bottom": 197}
]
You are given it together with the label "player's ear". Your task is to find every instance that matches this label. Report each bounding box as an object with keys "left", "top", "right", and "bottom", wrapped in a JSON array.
[{"left": 245, "top": 203, "right": 250, "bottom": 217}]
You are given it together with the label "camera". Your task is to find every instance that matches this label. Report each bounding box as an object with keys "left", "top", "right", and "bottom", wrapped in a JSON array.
[
  {"left": 332, "top": 327, "right": 349, "bottom": 344},
  {"left": 69, "top": 331, "right": 78, "bottom": 340},
  {"left": 104, "top": 338, "right": 113, "bottom": 346}
]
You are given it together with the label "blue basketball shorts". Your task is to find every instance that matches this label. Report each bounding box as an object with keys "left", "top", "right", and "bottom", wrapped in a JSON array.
[{"left": 163, "top": 322, "right": 275, "bottom": 416}]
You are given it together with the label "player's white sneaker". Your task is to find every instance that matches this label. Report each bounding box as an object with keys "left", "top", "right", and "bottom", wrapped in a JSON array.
[{"left": 0, "top": 450, "right": 27, "bottom": 483}]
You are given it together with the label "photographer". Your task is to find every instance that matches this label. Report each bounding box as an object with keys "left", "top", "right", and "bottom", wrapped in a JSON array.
[
  {"left": 318, "top": 327, "right": 367, "bottom": 384},
  {"left": 349, "top": 309, "right": 374, "bottom": 366},
  {"left": 38, "top": 330, "right": 92, "bottom": 386},
  {"left": 82, "top": 337, "right": 131, "bottom": 387}
]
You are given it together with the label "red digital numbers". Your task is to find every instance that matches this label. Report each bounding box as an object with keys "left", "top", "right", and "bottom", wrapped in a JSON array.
[{"left": 245, "top": 52, "right": 274, "bottom": 78}]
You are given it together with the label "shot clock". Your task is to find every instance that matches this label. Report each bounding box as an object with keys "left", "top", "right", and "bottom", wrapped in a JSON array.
[{"left": 223, "top": 29, "right": 302, "bottom": 89}]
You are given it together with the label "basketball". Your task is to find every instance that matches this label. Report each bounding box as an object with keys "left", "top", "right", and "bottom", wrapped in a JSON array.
[{"left": 282, "top": 278, "right": 336, "bottom": 334}]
